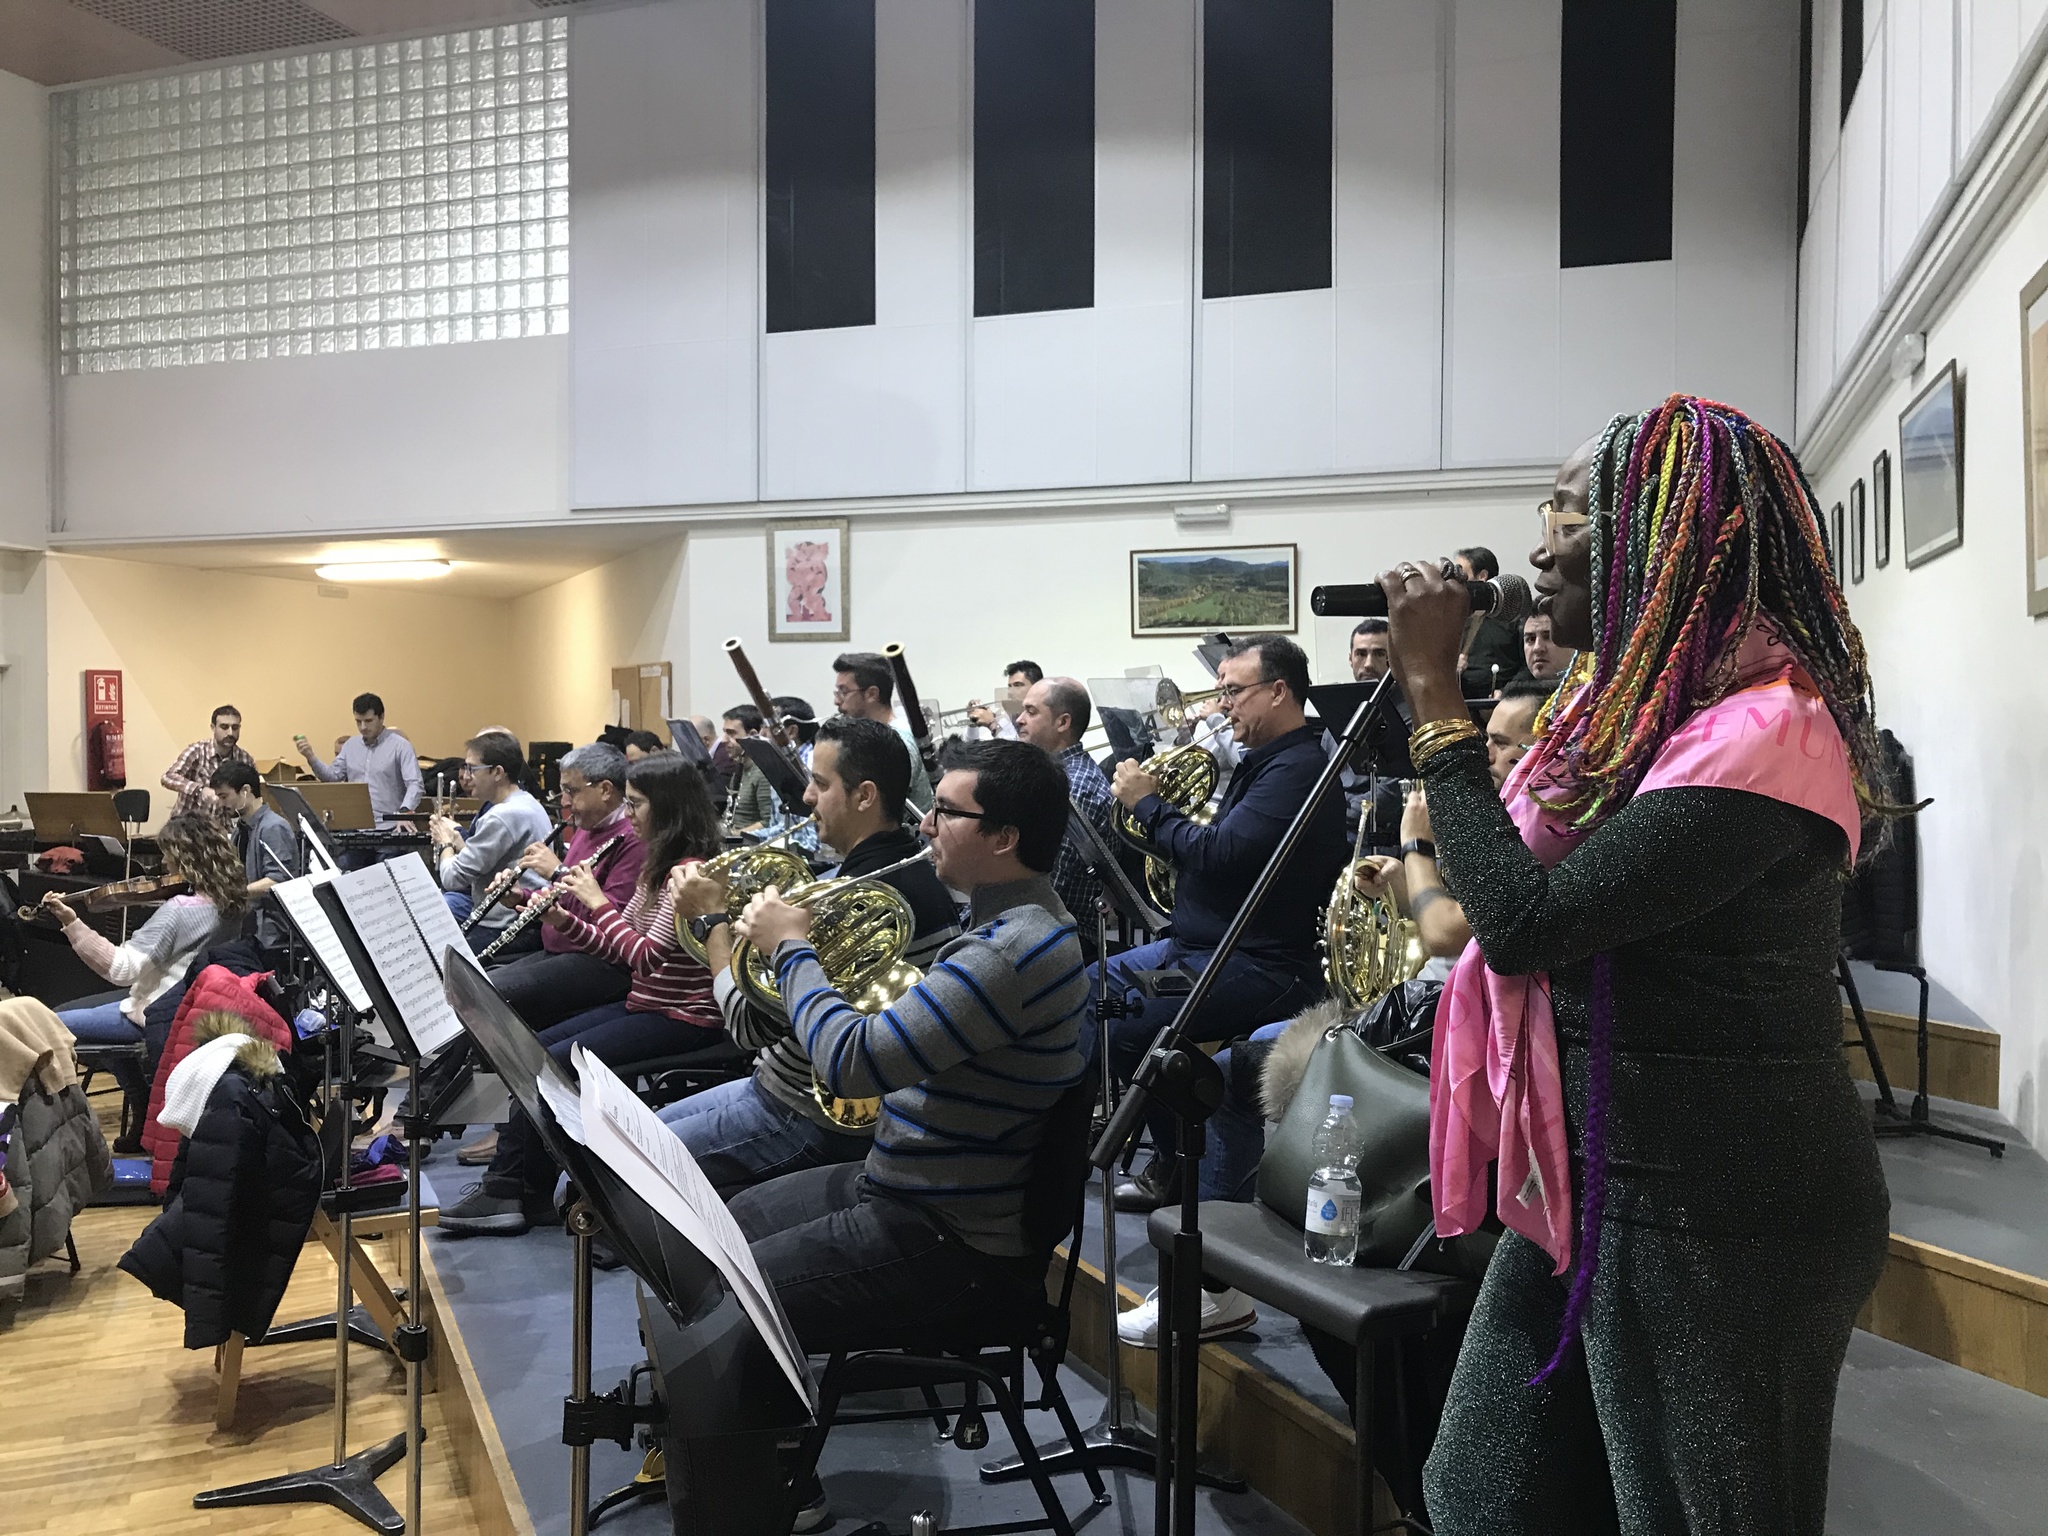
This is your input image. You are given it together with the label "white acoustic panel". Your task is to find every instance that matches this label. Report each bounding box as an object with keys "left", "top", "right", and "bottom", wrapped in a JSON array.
[
  {"left": 1558, "top": 262, "right": 1674, "bottom": 445},
  {"left": 969, "top": 0, "right": 1193, "bottom": 491},
  {"left": 1962, "top": 0, "right": 2022, "bottom": 152},
  {"left": 1795, "top": 159, "right": 1840, "bottom": 438},
  {"left": 761, "top": 0, "right": 968, "bottom": 501},
  {"left": 1671, "top": 2, "right": 1800, "bottom": 436},
  {"left": 1884, "top": 0, "right": 1957, "bottom": 292},
  {"left": 1197, "top": 290, "right": 1338, "bottom": 479},
  {"left": 1332, "top": 0, "right": 1444, "bottom": 472},
  {"left": 1834, "top": 23, "right": 1888, "bottom": 367},
  {"left": 1445, "top": 0, "right": 1562, "bottom": 466},
  {"left": 570, "top": 0, "right": 758, "bottom": 508}
]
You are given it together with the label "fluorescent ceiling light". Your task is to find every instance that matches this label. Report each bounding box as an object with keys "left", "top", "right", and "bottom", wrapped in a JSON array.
[{"left": 314, "top": 560, "right": 454, "bottom": 582}]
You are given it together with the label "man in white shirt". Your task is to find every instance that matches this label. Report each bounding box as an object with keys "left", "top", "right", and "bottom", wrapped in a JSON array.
[
  {"left": 293, "top": 692, "right": 422, "bottom": 827},
  {"left": 830, "top": 652, "right": 934, "bottom": 811},
  {"left": 964, "top": 659, "right": 1042, "bottom": 741},
  {"left": 432, "top": 731, "right": 554, "bottom": 951}
]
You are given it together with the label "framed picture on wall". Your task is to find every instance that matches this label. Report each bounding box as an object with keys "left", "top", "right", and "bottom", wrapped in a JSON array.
[
  {"left": 1828, "top": 503, "right": 1845, "bottom": 582},
  {"left": 2021, "top": 259, "right": 2048, "bottom": 613},
  {"left": 1872, "top": 449, "right": 1892, "bottom": 567},
  {"left": 1130, "top": 544, "right": 1299, "bottom": 637},
  {"left": 1849, "top": 479, "right": 1866, "bottom": 584},
  {"left": 1898, "top": 361, "right": 1964, "bottom": 569},
  {"left": 766, "top": 519, "right": 850, "bottom": 643}
]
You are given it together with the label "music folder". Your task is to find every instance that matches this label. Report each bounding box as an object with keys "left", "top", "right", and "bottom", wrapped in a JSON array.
[{"left": 440, "top": 952, "right": 813, "bottom": 1440}]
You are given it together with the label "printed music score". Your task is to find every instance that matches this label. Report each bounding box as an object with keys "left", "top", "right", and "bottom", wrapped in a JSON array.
[
  {"left": 272, "top": 870, "right": 373, "bottom": 1013},
  {"left": 573, "top": 1047, "right": 816, "bottom": 1411},
  {"left": 385, "top": 854, "right": 473, "bottom": 979},
  {"left": 332, "top": 864, "right": 465, "bottom": 1057}
]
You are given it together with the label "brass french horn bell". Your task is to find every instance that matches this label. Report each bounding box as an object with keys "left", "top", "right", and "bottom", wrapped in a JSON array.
[
  {"left": 673, "top": 818, "right": 817, "bottom": 966},
  {"left": 1322, "top": 857, "right": 1427, "bottom": 1012}
]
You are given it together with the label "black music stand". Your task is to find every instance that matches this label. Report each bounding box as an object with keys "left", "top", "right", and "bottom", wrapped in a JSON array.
[
  {"left": 666, "top": 719, "right": 712, "bottom": 768},
  {"left": 981, "top": 806, "right": 1243, "bottom": 1496},
  {"left": 440, "top": 953, "right": 811, "bottom": 1536},
  {"left": 1091, "top": 674, "right": 1401, "bottom": 1536},
  {"left": 738, "top": 734, "right": 812, "bottom": 810}
]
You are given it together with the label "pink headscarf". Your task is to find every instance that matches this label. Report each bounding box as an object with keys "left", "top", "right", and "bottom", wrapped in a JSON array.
[{"left": 1428, "top": 626, "right": 1862, "bottom": 1278}]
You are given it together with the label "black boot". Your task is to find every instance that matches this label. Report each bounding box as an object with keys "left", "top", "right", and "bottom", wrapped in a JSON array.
[{"left": 1113, "top": 1155, "right": 1182, "bottom": 1214}]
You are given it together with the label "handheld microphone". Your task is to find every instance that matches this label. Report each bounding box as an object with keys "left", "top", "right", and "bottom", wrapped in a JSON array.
[{"left": 1310, "top": 572, "right": 1532, "bottom": 625}]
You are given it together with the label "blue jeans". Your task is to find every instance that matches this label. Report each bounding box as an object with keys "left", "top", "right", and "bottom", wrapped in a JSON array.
[
  {"left": 1199, "top": 1020, "right": 1290, "bottom": 1201},
  {"left": 61, "top": 998, "right": 147, "bottom": 1101},
  {"left": 1082, "top": 937, "right": 1323, "bottom": 1168},
  {"left": 659, "top": 1077, "right": 872, "bottom": 1198}
]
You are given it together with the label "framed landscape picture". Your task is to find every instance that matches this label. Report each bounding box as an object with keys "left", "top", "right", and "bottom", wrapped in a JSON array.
[
  {"left": 766, "top": 519, "right": 849, "bottom": 643},
  {"left": 1130, "top": 544, "right": 1298, "bottom": 637},
  {"left": 1899, "top": 362, "right": 1964, "bottom": 570},
  {"left": 2022, "top": 259, "right": 2048, "bottom": 613}
]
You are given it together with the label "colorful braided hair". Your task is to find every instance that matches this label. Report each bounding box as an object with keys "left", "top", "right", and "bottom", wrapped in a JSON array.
[
  {"left": 1525, "top": 394, "right": 1893, "bottom": 846},
  {"left": 1525, "top": 395, "right": 1894, "bottom": 1389}
]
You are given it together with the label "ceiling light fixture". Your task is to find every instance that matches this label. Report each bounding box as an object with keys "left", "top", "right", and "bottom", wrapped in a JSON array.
[{"left": 313, "top": 560, "right": 454, "bottom": 582}]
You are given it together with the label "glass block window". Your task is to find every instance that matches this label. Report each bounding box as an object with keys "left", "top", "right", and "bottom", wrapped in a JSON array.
[{"left": 55, "top": 19, "right": 569, "bottom": 374}]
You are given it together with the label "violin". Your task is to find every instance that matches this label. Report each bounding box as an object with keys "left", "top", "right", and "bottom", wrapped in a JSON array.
[{"left": 24, "top": 873, "right": 189, "bottom": 922}]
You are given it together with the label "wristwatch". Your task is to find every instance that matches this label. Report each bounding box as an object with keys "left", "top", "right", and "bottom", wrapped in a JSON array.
[
  {"left": 689, "top": 912, "right": 731, "bottom": 944},
  {"left": 1399, "top": 838, "right": 1437, "bottom": 862}
]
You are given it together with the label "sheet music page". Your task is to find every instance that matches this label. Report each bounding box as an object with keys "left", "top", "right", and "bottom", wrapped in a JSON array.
[
  {"left": 538, "top": 1071, "right": 585, "bottom": 1145},
  {"left": 383, "top": 855, "right": 472, "bottom": 978},
  {"left": 575, "top": 1048, "right": 817, "bottom": 1410},
  {"left": 273, "top": 872, "right": 373, "bottom": 1012},
  {"left": 331, "top": 865, "right": 465, "bottom": 1056},
  {"left": 297, "top": 816, "right": 337, "bottom": 873}
]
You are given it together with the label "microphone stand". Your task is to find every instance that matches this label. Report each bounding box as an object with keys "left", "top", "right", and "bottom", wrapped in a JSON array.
[{"left": 1089, "top": 673, "right": 1401, "bottom": 1536}]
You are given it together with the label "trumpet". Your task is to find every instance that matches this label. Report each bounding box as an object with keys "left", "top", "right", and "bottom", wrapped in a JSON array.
[
  {"left": 674, "top": 816, "right": 820, "bottom": 966},
  {"left": 1157, "top": 687, "right": 1225, "bottom": 730},
  {"left": 474, "top": 832, "right": 629, "bottom": 961},
  {"left": 726, "top": 846, "right": 935, "bottom": 1131}
]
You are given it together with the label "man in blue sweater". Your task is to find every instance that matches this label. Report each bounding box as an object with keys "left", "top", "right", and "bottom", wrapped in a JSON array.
[
  {"left": 1097, "top": 633, "right": 1346, "bottom": 1213},
  {"left": 729, "top": 740, "right": 1086, "bottom": 1352}
]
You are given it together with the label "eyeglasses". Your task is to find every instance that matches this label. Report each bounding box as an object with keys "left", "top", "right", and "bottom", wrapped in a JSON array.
[
  {"left": 925, "top": 802, "right": 987, "bottom": 824},
  {"left": 1215, "top": 680, "right": 1275, "bottom": 706},
  {"left": 1538, "top": 498, "right": 1591, "bottom": 553}
]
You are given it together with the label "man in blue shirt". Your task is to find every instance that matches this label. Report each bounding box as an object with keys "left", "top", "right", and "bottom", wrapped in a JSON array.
[
  {"left": 1014, "top": 674, "right": 1116, "bottom": 952},
  {"left": 293, "top": 691, "right": 423, "bottom": 827},
  {"left": 1092, "top": 634, "right": 1346, "bottom": 1212}
]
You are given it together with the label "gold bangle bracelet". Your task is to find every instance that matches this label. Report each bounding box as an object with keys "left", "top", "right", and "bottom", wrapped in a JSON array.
[{"left": 1408, "top": 719, "right": 1481, "bottom": 770}]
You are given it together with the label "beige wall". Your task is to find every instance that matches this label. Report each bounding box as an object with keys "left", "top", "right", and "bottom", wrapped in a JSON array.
[
  {"left": 508, "top": 534, "right": 690, "bottom": 745},
  {"left": 41, "top": 554, "right": 524, "bottom": 826}
]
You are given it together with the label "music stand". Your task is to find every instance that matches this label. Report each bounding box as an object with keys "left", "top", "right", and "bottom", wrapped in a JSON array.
[
  {"left": 272, "top": 781, "right": 378, "bottom": 830},
  {"left": 982, "top": 807, "right": 1242, "bottom": 1496},
  {"left": 737, "top": 734, "right": 812, "bottom": 809},
  {"left": 25, "top": 790, "right": 125, "bottom": 843},
  {"left": 268, "top": 784, "right": 343, "bottom": 866},
  {"left": 666, "top": 719, "right": 712, "bottom": 768},
  {"left": 440, "top": 953, "right": 810, "bottom": 1536}
]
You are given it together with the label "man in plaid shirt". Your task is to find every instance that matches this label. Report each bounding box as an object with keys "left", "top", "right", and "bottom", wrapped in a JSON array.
[
  {"left": 161, "top": 705, "right": 254, "bottom": 826},
  {"left": 1015, "top": 676, "right": 1114, "bottom": 949}
]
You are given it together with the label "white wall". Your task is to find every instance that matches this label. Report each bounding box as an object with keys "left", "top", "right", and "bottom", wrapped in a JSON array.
[
  {"left": 668, "top": 489, "right": 1538, "bottom": 722},
  {"left": 1804, "top": 149, "right": 2048, "bottom": 1152},
  {"left": 0, "top": 68, "right": 47, "bottom": 552}
]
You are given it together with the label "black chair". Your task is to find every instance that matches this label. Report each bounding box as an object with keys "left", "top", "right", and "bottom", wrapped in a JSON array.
[
  {"left": 783, "top": 1079, "right": 1110, "bottom": 1536},
  {"left": 1147, "top": 1171, "right": 1476, "bottom": 1533},
  {"left": 73, "top": 1038, "right": 150, "bottom": 1146},
  {"left": 618, "top": 1036, "right": 754, "bottom": 1110}
]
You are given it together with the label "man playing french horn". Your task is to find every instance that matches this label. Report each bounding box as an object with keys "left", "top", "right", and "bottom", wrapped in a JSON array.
[
  {"left": 661, "top": 717, "right": 958, "bottom": 1193},
  {"left": 1092, "top": 635, "right": 1349, "bottom": 1214}
]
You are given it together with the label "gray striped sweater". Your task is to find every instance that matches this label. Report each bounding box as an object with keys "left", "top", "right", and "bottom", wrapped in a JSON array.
[{"left": 774, "top": 874, "right": 1088, "bottom": 1257}]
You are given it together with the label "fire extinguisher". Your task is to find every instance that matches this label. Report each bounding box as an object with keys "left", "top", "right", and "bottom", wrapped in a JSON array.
[{"left": 92, "top": 720, "right": 127, "bottom": 789}]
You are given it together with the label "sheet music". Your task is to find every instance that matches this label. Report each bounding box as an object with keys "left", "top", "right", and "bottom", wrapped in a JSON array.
[
  {"left": 272, "top": 871, "right": 373, "bottom": 1012},
  {"left": 384, "top": 855, "right": 472, "bottom": 979},
  {"left": 537, "top": 1070, "right": 585, "bottom": 1144},
  {"left": 331, "top": 865, "right": 465, "bottom": 1056},
  {"left": 297, "top": 816, "right": 337, "bottom": 873},
  {"left": 575, "top": 1048, "right": 816, "bottom": 1411}
]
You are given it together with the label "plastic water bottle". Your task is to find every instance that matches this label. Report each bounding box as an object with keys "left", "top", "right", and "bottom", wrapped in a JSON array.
[{"left": 1304, "top": 1094, "right": 1363, "bottom": 1265}]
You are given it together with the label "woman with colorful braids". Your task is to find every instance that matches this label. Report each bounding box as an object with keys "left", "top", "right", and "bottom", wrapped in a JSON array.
[{"left": 1380, "top": 395, "right": 1892, "bottom": 1535}]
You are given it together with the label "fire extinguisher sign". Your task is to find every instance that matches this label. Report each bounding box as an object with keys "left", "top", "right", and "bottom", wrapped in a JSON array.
[
  {"left": 85, "top": 670, "right": 122, "bottom": 723},
  {"left": 84, "top": 670, "right": 124, "bottom": 791}
]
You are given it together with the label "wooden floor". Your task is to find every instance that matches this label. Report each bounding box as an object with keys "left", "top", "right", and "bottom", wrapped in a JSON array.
[{"left": 0, "top": 1203, "right": 491, "bottom": 1535}]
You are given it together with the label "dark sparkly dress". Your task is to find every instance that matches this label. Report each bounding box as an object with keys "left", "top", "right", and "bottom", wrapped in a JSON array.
[{"left": 1415, "top": 737, "right": 1890, "bottom": 1536}]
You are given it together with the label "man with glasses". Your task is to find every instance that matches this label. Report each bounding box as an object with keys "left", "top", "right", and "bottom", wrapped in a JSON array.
[
  {"left": 831, "top": 651, "right": 934, "bottom": 812},
  {"left": 1094, "top": 634, "right": 1349, "bottom": 1213},
  {"left": 431, "top": 730, "right": 553, "bottom": 951}
]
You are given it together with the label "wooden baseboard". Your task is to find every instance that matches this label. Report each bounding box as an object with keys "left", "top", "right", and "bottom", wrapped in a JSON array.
[
  {"left": 1056, "top": 1248, "right": 1398, "bottom": 1536},
  {"left": 1859, "top": 1235, "right": 2048, "bottom": 1398},
  {"left": 421, "top": 1242, "right": 539, "bottom": 1536},
  {"left": 1843, "top": 1005, "right": 2000, "bottom": 1109}
]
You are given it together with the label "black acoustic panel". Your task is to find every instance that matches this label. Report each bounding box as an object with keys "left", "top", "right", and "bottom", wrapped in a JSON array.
[
  {"left": 1841, "top": 0, "right": 1865, "bottom": 122},
  {"left": 1202, "top": 0, "right": 1333, "bottom": 299},
  {"left": 974, "top": 0, "right": 1096, "bottom": 317},
  {"left": 766, "top": 0, "right": 877, "bottom": 334},
  {"left": 1560, "top": 0, "right": 1676, "bottom": 270}
]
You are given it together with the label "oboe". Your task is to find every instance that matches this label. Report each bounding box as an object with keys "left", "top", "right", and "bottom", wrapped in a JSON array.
[{"left": 474, "top": 832, "right": 628, "bottom": 961}]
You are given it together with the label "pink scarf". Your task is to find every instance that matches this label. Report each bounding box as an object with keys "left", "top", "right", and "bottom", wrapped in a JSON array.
[{"left": 1428, "top": 628, "right": 1862, "bottom": 1277}]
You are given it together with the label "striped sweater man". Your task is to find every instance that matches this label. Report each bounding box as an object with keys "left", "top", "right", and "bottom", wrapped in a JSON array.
[{"left": 775, "top": 873, "right": 1086, "bottom": 1257}]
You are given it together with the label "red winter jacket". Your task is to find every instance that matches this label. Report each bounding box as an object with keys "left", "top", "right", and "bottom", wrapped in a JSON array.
[{"left": 141, "top": 967, "right": 292, "bottom": 1195}]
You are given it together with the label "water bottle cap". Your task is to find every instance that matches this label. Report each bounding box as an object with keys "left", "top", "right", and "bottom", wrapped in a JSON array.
[{"left": 1329, "top": 1094, "right": 1353, "bottom": 1110}]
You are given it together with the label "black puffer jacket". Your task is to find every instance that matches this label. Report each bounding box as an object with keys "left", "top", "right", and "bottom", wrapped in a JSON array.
[{"left": 119, "top": 1034, "right": 323, "bottom": 1348}]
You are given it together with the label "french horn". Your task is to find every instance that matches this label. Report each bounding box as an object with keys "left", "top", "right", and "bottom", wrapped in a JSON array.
[
  {"left": 1113, "top": 719, "right": 1229, "bottom": 911},
  {"left": 673, "top": 817, "right": 818, "bottom": 967},
  {"left": 1321, "top": 818, "right": 1427, "bottom": 1011}
]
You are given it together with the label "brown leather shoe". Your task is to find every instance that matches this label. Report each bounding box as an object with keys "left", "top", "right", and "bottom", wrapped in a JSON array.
[{"left": 456, "top": 1130, "right": 500, "bottom": 1166}]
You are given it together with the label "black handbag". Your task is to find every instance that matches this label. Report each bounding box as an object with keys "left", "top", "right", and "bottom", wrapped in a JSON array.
[{"left": 1254, "top": 982, "right": 1498, "bottom": 1275}]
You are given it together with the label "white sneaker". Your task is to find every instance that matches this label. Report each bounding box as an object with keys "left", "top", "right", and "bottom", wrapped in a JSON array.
[{"left": 1115, "top": 1286, "right": 1256, "bottom": 1348}]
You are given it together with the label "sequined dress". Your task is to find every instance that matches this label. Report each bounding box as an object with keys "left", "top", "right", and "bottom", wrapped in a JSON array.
[{"left": 1416, "top": 737, "right": 1890, "bottom": 1536}]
